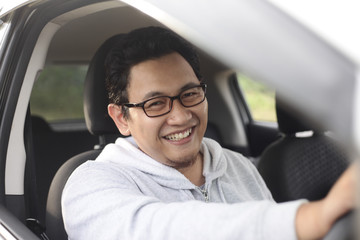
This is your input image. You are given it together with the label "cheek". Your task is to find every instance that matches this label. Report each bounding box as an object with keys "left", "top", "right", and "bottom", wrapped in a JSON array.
[
  {"left": 204, "top": 100, "right": 209, "bottom": 114},
  {"left": 199, "top": 102, "right": 208, "bottom": 135},
  {"left": 199, "top": 100, "right": 208, "bottom": 121},
  {"left": 191, "top": 101, "right": 208, "bottom": 134},
  {"left": 128, "top": 114, "right": 163, "bottom": 139}
]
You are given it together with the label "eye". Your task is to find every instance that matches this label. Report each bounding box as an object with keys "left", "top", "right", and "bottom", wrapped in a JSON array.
[
  {"left": 144, "top": 98, "right": 167, "bottom": 110},
  {"left": 149, "top": 101, "right": 164, "bottom": 107},
  {"left": 183, "top": 92, "right": 197, "bottom": 97},
  {"left": 182, "top": 88, "right": 201, "bottom": 100}
]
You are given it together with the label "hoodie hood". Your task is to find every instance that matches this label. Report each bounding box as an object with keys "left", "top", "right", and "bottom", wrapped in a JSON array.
[{"left": 95, "top": 137, "right": 227, "bottom": 190}]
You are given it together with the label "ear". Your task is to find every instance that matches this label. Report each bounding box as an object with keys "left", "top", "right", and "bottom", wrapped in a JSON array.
[{"left": 108, "top": 104, "right": 131, "bottom": 136}]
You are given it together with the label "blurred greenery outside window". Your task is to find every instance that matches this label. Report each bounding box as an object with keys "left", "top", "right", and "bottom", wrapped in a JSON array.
[
  {"left": 30, "top": 66, "right": 276, "bottom": 123},
  {"left": 30, "top": 65, "right": 88, "bottom": 122},
  {"left": 237, "top": 74, "right": 276, "bottom": 122}
]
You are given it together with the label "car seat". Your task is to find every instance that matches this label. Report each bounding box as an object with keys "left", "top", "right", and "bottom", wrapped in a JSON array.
[
  {"left": 45, "top": 34, "right": 124, "bottom": 240},
  {"left": 45, "top": 33, "right": 224, "bottom": 239},
  {"left": 31, "top": 115, "right": 99, "bottom": 225},
  {"left": 257, "top": 97, "right": 349, "bottom": 202}
]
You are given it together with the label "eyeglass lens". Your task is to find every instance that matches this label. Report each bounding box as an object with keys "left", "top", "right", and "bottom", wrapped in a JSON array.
[{"left": 144, "top": 85, "right": 205, "bottom": 117}]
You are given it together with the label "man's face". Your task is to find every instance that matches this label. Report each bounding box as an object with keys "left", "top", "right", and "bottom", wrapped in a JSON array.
[{"left": 125, "top": 52, "right": 208, "bottom": 169}]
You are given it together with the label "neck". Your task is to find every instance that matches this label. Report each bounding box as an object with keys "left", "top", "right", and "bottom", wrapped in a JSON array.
[{"left": 178, "top": 153, "right": 205, "bottom": 186}]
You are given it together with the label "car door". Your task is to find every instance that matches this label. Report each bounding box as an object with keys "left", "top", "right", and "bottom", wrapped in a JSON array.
[
  {"left": 0, "top": 2, "right": 45, "bottom": 239},
  {"left": 0, "top": 0, "right": 98, "bottom": 238}
]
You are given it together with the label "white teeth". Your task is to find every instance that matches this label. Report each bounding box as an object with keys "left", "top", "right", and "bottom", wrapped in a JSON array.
[{"left": 165, "top": 128, "right": 192, "bottom": 141}]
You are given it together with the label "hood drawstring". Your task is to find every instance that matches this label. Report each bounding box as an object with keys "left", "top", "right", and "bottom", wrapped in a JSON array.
[
  {"left": 196, "top": 182, "right": 210, "bottom": 203},
  {"left": 199, "top": 187, "right": 209, "bottom": 203}
]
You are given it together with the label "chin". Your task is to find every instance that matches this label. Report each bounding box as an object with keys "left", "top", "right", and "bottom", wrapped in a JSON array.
[{"left": 165, "top": 152, "right": 199, "bottom": 170}]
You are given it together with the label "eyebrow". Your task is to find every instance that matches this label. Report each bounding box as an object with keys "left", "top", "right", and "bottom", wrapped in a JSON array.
[{"left": 142, "top": 82, "right": 200, "bottom": 101}]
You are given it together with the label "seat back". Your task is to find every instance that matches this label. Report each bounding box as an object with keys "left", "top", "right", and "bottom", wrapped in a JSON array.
[
  {"left": 45, "top": 150, "right": 101, "bottom": 239},
  {"left": 258, "top": 99, "right": 349, "bottom": 202},
  {"left": 31, "top": 116, "right": 98, "bottom": 224},
  {"left": 45, "top": 34, "right": 124, "bottom": 240}
]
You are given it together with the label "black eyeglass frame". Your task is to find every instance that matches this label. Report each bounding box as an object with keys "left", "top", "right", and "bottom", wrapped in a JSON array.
[{"left": 123, "top": 83, "right": 207, "bottom": 117}]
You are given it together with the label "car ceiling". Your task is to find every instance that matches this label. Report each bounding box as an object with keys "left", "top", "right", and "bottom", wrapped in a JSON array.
[
  {"left": 46, "top": 3, "right": 228, "bottom": 72},
  {"left": 46, "top": 5, "right": 164, "bottom": 64}
]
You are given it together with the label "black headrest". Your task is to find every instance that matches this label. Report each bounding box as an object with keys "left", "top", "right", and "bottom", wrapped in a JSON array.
[
  {"left": 83, "top": 34, "right": 124, "bottom": 136},
  {"left": 276, "top": 96, "right": 312, "bottom": 135}
]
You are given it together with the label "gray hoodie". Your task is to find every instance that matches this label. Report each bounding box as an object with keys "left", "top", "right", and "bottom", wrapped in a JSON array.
[{"left": 62, "top": 137, "right": 305, "bottom": 240}]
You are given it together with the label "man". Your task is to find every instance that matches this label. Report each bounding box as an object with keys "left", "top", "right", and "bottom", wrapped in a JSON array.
[{"left": 62, "top": 27, "right": 356, "bottom": 239}]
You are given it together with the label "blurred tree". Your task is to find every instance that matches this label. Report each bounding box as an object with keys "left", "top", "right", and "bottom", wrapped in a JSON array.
[{"left": 238, "top": 73, "right": 276, "bottom": 122}]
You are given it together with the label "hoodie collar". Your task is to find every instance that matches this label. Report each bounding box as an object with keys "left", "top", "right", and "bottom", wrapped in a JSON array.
[
  {"left": 201, "top": 137, "right": 227, "bottom": 185},
  {"left": 96, "top": 137, "right": 227, "bottom": 190}
]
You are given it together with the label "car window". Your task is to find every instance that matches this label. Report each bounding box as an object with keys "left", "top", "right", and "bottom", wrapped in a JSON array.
[
  {"left": 0, "top": 17, "right": 12, "bottom": 60},
  {"left": 0, "top": 19, "right": 8, "bottom": 49},
  {"left": 237, "top": 73, "right": 276, "bottom": 122},
  {"left": 30, "top": 64, "right": 88, "bottom": 122}
]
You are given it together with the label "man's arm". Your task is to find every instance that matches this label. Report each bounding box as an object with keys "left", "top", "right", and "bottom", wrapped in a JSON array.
[
  {"left": 62, "top": 161, "right": 303, "bottom": 240},
  {"left": 296, "top": 164, "right": 357, "bottom": 240}
]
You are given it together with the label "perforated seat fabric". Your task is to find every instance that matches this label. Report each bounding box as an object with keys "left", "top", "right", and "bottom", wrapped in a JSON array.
[
  {"left": 258, "top": 100, "right": 349, "bottom": 202},
  {"left": 258, "top": 134, "right": 348, "bottom": 202}
]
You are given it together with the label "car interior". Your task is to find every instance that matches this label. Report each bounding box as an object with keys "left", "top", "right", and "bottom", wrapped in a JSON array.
[
  {"left": 26, "top": 4, "right": 252, "bottom": 238},
  {"left": 258, "top": 97, "right": 349, "bottom": 202},
  {"left": 0, "top": 0, "right": 355, "bottom": 239}
]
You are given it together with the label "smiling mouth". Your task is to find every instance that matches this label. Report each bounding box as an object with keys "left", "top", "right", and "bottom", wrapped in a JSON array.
[{"left": 164, "top": 128, "right": 192, "bottom": 141}]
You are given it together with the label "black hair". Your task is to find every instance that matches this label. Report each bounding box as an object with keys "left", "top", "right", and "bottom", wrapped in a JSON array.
[{"left": 105, "top": 26, "right": 202, "bottom": 119}]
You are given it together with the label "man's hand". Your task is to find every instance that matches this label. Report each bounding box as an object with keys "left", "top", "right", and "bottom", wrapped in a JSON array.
[{"left": 295, "top": 163, "right": 357, "bottom": 240}]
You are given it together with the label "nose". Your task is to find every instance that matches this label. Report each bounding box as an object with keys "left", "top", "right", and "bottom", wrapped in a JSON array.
[{"left": 166, "top": 98, "right": 192, "bottom": 124}]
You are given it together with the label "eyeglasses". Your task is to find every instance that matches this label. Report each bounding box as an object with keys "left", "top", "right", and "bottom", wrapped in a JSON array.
[{"left": 123, "top": 83, "right": 207, "bottom": 117}]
